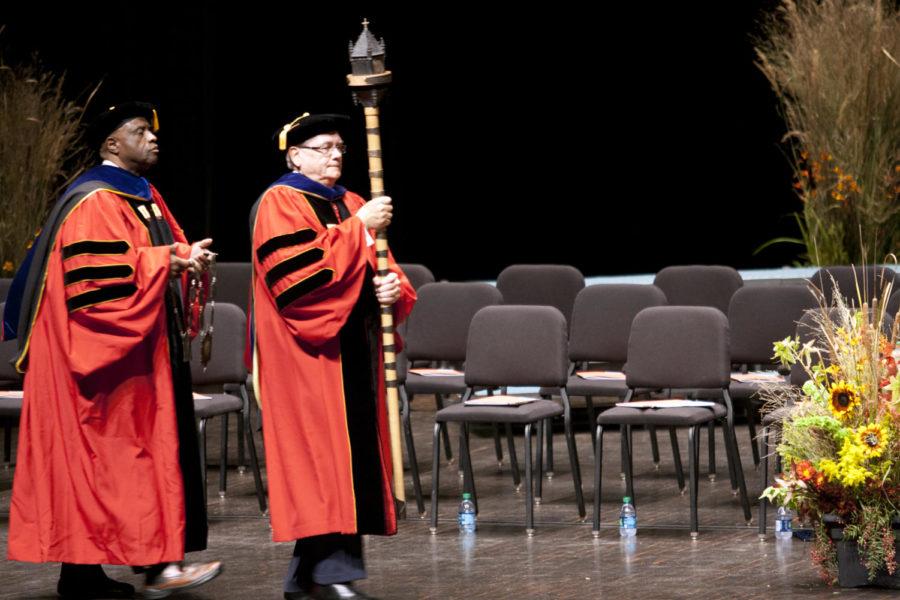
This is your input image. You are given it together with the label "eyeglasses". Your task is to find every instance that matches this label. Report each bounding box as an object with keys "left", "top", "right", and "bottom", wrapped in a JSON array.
[{"left": 298, "top": 143, "right": 347, "bottom": 156}]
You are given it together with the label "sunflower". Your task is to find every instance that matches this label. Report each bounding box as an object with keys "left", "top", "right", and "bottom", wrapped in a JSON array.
[
  {"left": 828, "top": 380, "right": 861, "bottom": 420},
  {"left": 855, "top": 423, "right": 888, "bottom": 458}
]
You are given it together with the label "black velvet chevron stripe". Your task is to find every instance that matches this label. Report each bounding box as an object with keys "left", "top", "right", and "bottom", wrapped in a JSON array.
[
  {"left": 265, "top": 248, "right": 325, "bottom": 288},
  {"left": 67, "top": 283, "right": 138, "bottom": 312},
  {"left": 62, "top": 240, "right": 129, "bottom": 259},
  {"left": 64, "top": 264, "right": 133, "bottom": 286},
  {"left": 275, "top": 269, "right": 333, "bottom": 311},
  {"left": 256, "top": 229, "right": 316, "bottom": 263}
]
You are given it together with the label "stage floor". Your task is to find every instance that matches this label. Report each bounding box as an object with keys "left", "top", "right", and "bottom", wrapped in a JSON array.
[{"left": 1, "top": 394, "right": 896, "bottom": 599}]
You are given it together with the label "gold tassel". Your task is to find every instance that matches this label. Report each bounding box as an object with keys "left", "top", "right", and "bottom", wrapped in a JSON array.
[
  {"left": 278, "top": 112, "right": 310, "bottom": 150},
  {"left": 152, "top": 109, "right": 160, "bottom": 132}
]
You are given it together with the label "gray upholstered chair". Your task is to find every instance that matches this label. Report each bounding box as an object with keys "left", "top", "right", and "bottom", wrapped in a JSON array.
[
  {"left": 653, "top": 265, "right": 743, "bottom": 315},
  {"left": 429, "top": 305, "right": 585, "bottom": 535},
  {"left": 190, "top": 302, "right": 266, "bottom": 511},
  {"left": 398, "top": 282, "right": 503, "bottom": 515},
  {"left": 214, "top": 262, "right": 251, "bottom": 312},
  {"left": 888, "top": 289, "right": 900, "bottom": 319},
  {"left": 592, "top": 306, "right": 752, "bottom": 539},
  {"left": 727, "top": 284, "right": 817, "bottom": 465},
  {"left": 809, "top": 265, "right": 898, "bottom": 307},
  {"left": 397, "top": 263, "right": 435, "bottom": 291}
]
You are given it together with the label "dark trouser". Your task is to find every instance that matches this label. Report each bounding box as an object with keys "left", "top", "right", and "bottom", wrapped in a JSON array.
[{"left": 283, "top": 534, "right": 366, "bottom": 592}]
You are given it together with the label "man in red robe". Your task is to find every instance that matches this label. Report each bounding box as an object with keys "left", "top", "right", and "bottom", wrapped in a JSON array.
[
  {"left": 250, "top": 113, "right": 416, "bottom": 600},
  {"left": 7, "top": 102, "right": 221, "bottom": 599}
]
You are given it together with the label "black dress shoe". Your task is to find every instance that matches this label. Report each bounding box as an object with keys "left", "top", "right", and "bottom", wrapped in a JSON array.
[
  {"left": 57, "top": 566, "right": 135, "bottom": 599},
  {"left": 310, "top": 583, "right": 379, "bottom": 600}
]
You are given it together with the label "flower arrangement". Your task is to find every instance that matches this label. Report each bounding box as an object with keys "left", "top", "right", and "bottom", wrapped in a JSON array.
[
  {"left": 754, "top": 0, "right": 900, "bottom": 265},
  {"left": 762, "top": 274, "right": 900, "bottom": 584}
]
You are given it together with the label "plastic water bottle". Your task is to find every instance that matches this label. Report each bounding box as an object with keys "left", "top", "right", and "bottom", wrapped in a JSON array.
[
  {"left": 458, "top": 492, "right": 476, "bottom": 534},
  {"left": 619, "top": 496, "right": 637, "bottom": 537},
  {"left": 775, "top": 506, "right": 793, "bottom": 540}
]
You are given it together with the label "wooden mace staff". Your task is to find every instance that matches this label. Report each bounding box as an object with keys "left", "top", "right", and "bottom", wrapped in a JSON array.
[{"left": 347, "top": 19, "right": 406, "bottom": 512}]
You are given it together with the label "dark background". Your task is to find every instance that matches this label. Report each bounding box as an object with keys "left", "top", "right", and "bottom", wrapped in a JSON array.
[{"left": 1, "top": 2, "right": 801, "bottom": 281}]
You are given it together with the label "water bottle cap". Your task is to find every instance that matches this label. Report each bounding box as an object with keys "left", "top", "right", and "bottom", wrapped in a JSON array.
[
  {"left": 462, "top": 493, "right": 472, "bottom": 500},
  {"left": 623, "top": 496, "right": 631, "bottom": 503}
]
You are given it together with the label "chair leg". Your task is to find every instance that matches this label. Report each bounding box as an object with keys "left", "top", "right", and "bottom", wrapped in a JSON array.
[
  {"left": 429, "top": 422, "right": 442, "bottom": 534},
  {"left": 198, "top": 418, "right": 208, "bottom": 497},
  {"left": 722, "top": 416, "right": 752, "bottom": 523},
  {"left": 585, "top": 396, "right": 597, "bottom": 451},
  {"left": 619, "top": 424, "right": 628, "bottom": 480},
  {"left": 434, "top": 394, "right": 454, "bottom": 464},
  {"left": 592, "top": 425, "right": 605, "bottom": 536},
  {"left": 505, "top": 423, "right": 521, "bottom": 489},
  {"left": 623, "top": 425, "right": 635, "bottom": 504},
  {"left": 746, "top": 403, "right": 760, "bottom": 466},
  {"left": 561, "top": 392, "right": 585, "bottom": 519},
  {"left": 688, "top": 425, "right": 700, "bottom": 538},
  {"left": 648, "top": 425, "right": 661, "bottom": 470},
  {"left": 758, "top": 425, "right": 770, "bottom": 540},
  {"left": 218, "top": 413, "right": 228, "bottom": 498},
  {"left": 236, "top": 410, "right": 247, "bottom": 474},
  {"left": 492, "top": 423, "right": 503, "bottom": 467},
  {"left": 707, "top": 420, "right": 717, "bottom": 482},
  {"left": 461, "top": 423, "right": 477, "bottom": 510},
  {"left": 524, "top": 422, "right": 534, "bottom": 536},
  {"left": 535, "top": 418, "right": 544, "bottom": 504},
  {"left": 241, "top": 386, "right": 267, "bottom": 512},
  {"left": 669, "top": 427, "right": 685, "bottom": 493},
  {"left": 401, "top": 386, "right": 425, "bottom": 517},
  {"left": 542, "top": 394, "right": 554, "bottom": 477},
  {"left": 723, "top": 425, "right": 738, "bottom": 491}
]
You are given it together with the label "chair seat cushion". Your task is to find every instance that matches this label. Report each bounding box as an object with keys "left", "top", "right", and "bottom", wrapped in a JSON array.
[
  {"left": 435, "top": 398, "right": 563, "bottom": 424},
  {"left": 0, "top": 395, "right": 22, "bottom": 417},
  {"left": 564, "top": 376, "right": 629, "bottom": 398},
  {"left": 729, "top": 378, "right": 790, "bottom": 401},
  {"left": 597, "top": 402, "right": 726, "bottom": 426},
  {"left": 193, "top": 393, "right": 242, "bottom": 418},
  {"left": 403, "top": 373, "right": 467, "bottom": 395}
]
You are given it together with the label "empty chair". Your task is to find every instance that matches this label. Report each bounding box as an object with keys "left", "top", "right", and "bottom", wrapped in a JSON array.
[
  {"left": 565, "top": 284, "right": 667, "bottom": 451},
  {"left": 496, "top": 264, "right": 585, "bottom": 329},
  {"left": 728, "top": 284, "right": 817, "bottom": 465},
  {"left": 809, "top": 265, "right": 898, "bottom": 307},
  {"left": 398, "top": 282, "right": 503, "bottom": 515},
  {"left": 429, "top": 305, "right": 585, "bottom": 535},
  {"left": 592, "top": 306, "right": 752, "bottom": 538},
  {"left": 398, "top": 263, "right": 436, "bottom": 291},
  {"left": 190, "top": 302, "right": 266, "bottom": 511},
  {"left": 653, "top": 265, "right": 744, "bottom": 314},
  {"left": 215, "top": 262, "right": 252, "bottom": 311},
  {"left": 0, "top": 278, "right": 11, "bottom": 302},
  {"left": 0, "top": 302, "right": 21, "bottom": 468},
  {"left": 888, "top": 289, "right": 900, "bottom": 319}
]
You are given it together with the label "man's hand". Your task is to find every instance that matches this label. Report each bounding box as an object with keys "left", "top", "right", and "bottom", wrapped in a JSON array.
[
  {"left": 373, "top": 272, "right": 401, "bottom": 306},
  {"left": 189, "top": 238, "right": 214, "bottom": 273},
  {"left": 355, "top": 196, "right": 393, "bottom": 232},
  {"left": 170, "top": 245, "right": 192, "bottom": 278}
]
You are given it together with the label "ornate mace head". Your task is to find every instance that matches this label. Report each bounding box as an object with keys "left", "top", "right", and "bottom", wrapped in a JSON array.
[{"left": 347, "top": 18, "right": 392, "bottom": 107}]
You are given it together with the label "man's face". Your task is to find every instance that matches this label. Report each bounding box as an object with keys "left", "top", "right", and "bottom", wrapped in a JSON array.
[
  {"left": 107, "top": 117, "right": 159, "bottom": 173},
  {"left": 289, "top": 132, "right": 344, "bottom": 186}
]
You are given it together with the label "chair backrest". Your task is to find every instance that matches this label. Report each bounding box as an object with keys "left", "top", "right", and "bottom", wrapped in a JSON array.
[
  {"left": 0, "top": 278, "right": 11, "bottom": 303},
  {"left": 728, "top": 284, "right": 818, "bottom": 365},
  {"left": 809, "top": 265, "right": 898, "bottom": 307},
  {"left": 397, "top": 263, "right": 436, "bottom": 290},
  {"left": 0, "top": 302, "right": 20, "bottom": 383},
  {"left": 889, "top": 289, "right": 900, "bottom": 320},
  {"left": 464, "top": 305, "right": 569, "bottom": 388},
  {"left": 625, "top": 306, "right": 730, "bottom": 389},
  {"left": 569, "top": 284, "right": 667, "bottom": 363},
  {"left": 190, "top": 302, "right": 248, "bottom": 386},
  {"left": 496, "top": 264, "right": 585, "bottom": 329},
  {"left": 404, "top": 282, "right": 503, "bottom": 362},
  {"left": 653, "top": 265, "right": 743, "bottom": 315},
  {"left": 215, "top": 262, "right": 252, "bottom": 312}
]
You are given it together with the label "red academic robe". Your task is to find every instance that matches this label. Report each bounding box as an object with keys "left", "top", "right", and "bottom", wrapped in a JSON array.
[
  {"left": 8, "top": 186, "right": 197, "bottom": 565},
  {"left": 251, "top": 182, "right": 415, "bottom": 542}
]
